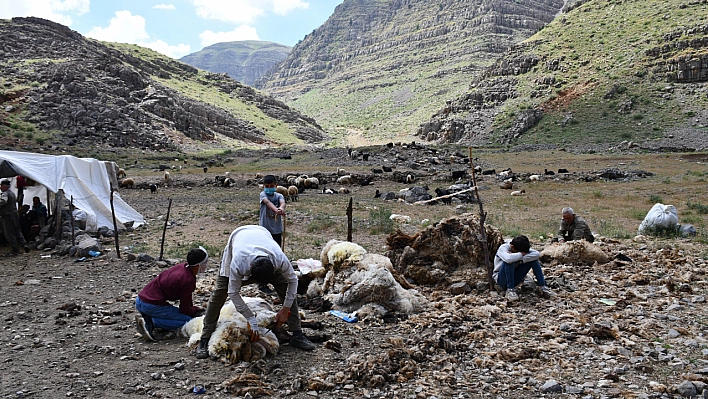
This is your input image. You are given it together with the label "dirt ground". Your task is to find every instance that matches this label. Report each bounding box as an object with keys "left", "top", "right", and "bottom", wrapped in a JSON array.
[{"left": 1, "top": 148, "right": 708, "bottom": 399}]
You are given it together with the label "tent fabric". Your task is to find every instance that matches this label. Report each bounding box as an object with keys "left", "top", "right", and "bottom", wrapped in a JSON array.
[{"left": 0, "top": 150, "right": 144, "bottom": 231}]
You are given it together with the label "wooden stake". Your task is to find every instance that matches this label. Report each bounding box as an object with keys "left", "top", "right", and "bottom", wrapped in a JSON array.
[
  {"left": 281, "top": 214, "right": 286, "bottom": 251},
  {"left": 110, "top": 185, "right": 121, "bottom": 259},
  {"left": 159, "top": 198, "right": 172, "bottom": 261},
  {"left": 468, "top": 147, "right": 494, "bottom": 289},
  {"left": 54, "top": 189, "right": 63, "bottom": 240},
  {"left": 346, "top": 197, "right": 353, "bottom": 242},
  {"left": 413, "top": 186, "right": 478, "bottom": 205},
  {"left": 70, "top": 196, "right": 75, "bottom": 246}
]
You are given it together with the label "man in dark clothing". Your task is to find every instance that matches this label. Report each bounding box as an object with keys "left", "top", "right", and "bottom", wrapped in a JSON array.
[
  {"left": 32, "top": 196, "right": 47, "bottom": 228},
  {"left": 558, "top": 207, "right": 595, "bottom": 243},
  {"left": 0, "top": 180, "right": 29, "bottom": 256},
  {"left": 135, "top": 247, "right": 209, "bottom": 341}
]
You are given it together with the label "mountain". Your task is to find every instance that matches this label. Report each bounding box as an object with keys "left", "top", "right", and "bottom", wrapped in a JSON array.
[
  {"left": 418, "top": 0, "right": 708, "bottom": 150},
  {"left": 180, "top": 41, "right": 291, "bottom": 86},
  {"left": 0, "top": 18, "right": 327, "bottom": 152},
  {"left": 256, "top": 0, "right": 565, "bottom": 144}
]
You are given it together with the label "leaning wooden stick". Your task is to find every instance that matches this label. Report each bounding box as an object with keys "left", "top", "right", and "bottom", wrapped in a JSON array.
[
  {"left": 109, "top": 185, "right": 121, "bottom": 259},
  {"left": 468, "top": 147, "right": 493, "bottom": 289},
  {"left": 281, "top": 214, "right": 286, "bottom": 251},
  {"left": 159, "top": 198, "right": 172, "bottom": 261},
  {"left": 413, "top": 187, "right": 478, "bottom": 205}
]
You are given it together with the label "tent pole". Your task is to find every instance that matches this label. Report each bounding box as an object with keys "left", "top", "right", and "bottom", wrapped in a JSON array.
[
  {"left": 70, "top": 196, "right": 75, "bottom": 246},
  {"left": 110, "top": 185, "right": 121, "bottom": 259},
  {"left": 54, "top": 190, "right": 63, "bottom": 240}
]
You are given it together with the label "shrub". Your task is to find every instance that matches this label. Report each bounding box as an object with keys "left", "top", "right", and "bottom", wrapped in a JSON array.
[
  {"left": 649, "top": 194, "right": 663, "bottom": 203},
  {"left": 641, "top": 224, "right": 681, "bottom": 238},
  {"left": 368, "top": 207, "right": 394, "bottom": 235},
  {"left": 688, "top": 202, "right": 708, "bottom": 214},
  {"left": 307, "top": 216, "right": 334, "bottom": 233}
]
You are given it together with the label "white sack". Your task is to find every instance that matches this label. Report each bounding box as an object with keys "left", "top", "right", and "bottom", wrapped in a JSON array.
[{"left": 638, "top": 203, "right": 678, "bottom": 234}]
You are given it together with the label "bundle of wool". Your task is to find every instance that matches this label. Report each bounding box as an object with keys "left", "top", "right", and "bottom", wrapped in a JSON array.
[
  {"left": 320, "top": 239, "right": 367, "bottom": 273},
  {"left": 181, "top": 297, "right": 279, "bottom": 363},
  {"left": 326, "top": 254, "right": 427, "bottom": 315},
  {"left": 540, "top": 240, "right": 610, "bottom": 265}
]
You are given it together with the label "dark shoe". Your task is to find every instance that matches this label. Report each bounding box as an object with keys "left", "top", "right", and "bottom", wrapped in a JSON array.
[
  {"left": 195, "top": 337, "right": 210, "bottom": 359},
  {"left": 135, "top": 315, "right": 155, "bottom": 341},
  {"left": 289, "top": 331, "right": 316, "bottom": 351}
]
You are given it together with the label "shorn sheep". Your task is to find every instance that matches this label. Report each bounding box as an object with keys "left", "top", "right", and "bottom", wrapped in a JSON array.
[
  {"left": 510, "top": 189, "right": 526, "bottom": 196},
  {"left": 120, "top": 178, "right": 134, "bottom": 189},
  {"left": 529, "top": 174, "right": 540, "bottom": 181}
]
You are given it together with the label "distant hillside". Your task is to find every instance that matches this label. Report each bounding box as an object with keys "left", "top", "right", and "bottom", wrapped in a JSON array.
[
  {"left": 256, "top": 0, "right": 564, "bottom": 145},
  {"left": 0, "top": 18, "right": 326, "bottom": 152},
  {"left": 180, "top": 41, "right": 291, "bottom": 86},
  {"left": 418, "top": 0, "right": 708, "bottom": 151}
]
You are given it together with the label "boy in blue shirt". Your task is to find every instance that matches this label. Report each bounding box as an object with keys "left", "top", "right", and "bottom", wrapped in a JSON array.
[{"left": 259, "top": 175, "right": 285, "bottom": 293}]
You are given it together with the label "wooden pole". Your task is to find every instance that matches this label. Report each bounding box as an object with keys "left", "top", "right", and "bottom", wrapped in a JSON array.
[
  {"left": 159, "top": 198, "right": 172, "bottom": 261},
  {"left": 281, "top": 214, "right": 286, "bottom": 251},
  {"left": 346, "top": 197, "right": 353, "bottom": 242},
  {"left": 468, "top": 147, "right": 494, "bottom": 289},
  {"left": 109, "top": 185, "right": 121, "bottom": 259},
  {"left": 54, "top": 189, "right": 63, "bottom": 240},
  {"left": 413, "top": 186, "right": 478, "bottom": 205},
  {"left": 70, "top": 196, "right": 75, "bottom": 246}
]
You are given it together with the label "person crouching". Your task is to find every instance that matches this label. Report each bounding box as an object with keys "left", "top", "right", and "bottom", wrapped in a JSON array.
[
  {"left": 493, "top": 235, "right": 555, "bottom": 301},
  {"left": 135, "top": 247, "right": 208, "bottom": 341}
]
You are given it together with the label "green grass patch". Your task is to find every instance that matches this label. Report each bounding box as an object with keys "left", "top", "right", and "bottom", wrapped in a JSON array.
[
  {"left": 688, "top": 202, "right": 708, "bottom": 214},
  {"left": 368, "top": 207, "right": 395, "bottom": 235}
]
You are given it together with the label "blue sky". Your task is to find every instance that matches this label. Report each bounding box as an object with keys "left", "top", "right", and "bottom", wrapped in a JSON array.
[{"left": 0, "top": 0, "right": 344, "bottom": 58}]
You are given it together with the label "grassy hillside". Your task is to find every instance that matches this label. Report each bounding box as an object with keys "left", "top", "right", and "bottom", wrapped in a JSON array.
[{"left": 428, "top": 0, "right": 708, "bottom": 148}]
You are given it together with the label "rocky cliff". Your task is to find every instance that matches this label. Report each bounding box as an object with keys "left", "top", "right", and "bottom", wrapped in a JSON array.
[
  {"left": 0, "top": 18, "right": 327, "bottom": 151},
  {"left": 418, "top": 0, "right": 708, "bottom": 149},
  {"left": 180, "top": 41, "right": 291, "bottom": 86},
  {"left": 256, "top": 0, "right": 564, "bottom": 144}
]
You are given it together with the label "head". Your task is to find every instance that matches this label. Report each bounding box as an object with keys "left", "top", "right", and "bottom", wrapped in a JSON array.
[
  {"left": 33, "top": 196, "right": 41, "bottom": 206},
  {"left": 187, "top": 246, "right": 209, "bottom": 274},
  {"left": 250, "top": 256, "right": 274, "bottom": 285},
  {"left": 562, "top": 207, "right": 575, "bottom": 224},
  {"left": 510, "top": 235, "right": 531, "bottom": 253},
  {"left": 0, "top": 180, "right": 10, "bottom": 192},
  {"left": 263, "top": 175, "right": 277, "bottom": 195},
  {"left": 20, "top": 204, "right": 30, "bottom": 214}
]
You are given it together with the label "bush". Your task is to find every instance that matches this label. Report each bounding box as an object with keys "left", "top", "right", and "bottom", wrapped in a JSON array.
[
  {"left": 368, "top": 207, "right": 394, "bottom": 235},
  {"left": 649, "top": 194, "right": 663, "bottom": 203},
  {"left": 641, "top": 224, "right": 681, "bottom": 238},
  {"left": 688, "top": 202, "right": 708, "bottom": 214}
]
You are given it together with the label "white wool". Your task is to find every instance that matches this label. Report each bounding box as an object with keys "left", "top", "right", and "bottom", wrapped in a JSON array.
[
  {"left": 355, "top": 303, "right": 387, "bottom": 320},
  {"left": 390, "top": 214, "right": 411, "bottom": 223},
  {"left": 336, "top": 175, "right": 352, "bottom": 185},
  {"left": 320, "top": 239, "right": 367, "bottom": 271},
  {"left": 540, "top": 241, "right": 610, "bottom": 265},
  {"left": 181, "top": 297, "right": 279, "bottom": 362},
  {"left": 529, "top": 174, "right": 540, "bottom": 181},
  {"left": 306, "top": 280, "right": 323, "bottom": 297}
]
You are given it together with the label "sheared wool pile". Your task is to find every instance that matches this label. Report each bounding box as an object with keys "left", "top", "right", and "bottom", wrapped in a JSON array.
[
  {"left": 320, "top": 239, "right": 367, "bottom": 273},
  {"left": 181, "top": 297, "right": 279, "bottom": 363},
  {"left": 540, "top": 240, "right": 610, "bottom": 265}
]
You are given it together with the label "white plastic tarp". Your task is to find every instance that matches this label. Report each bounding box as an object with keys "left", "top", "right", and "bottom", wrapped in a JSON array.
[{"left": 0, "top": 150, "right": 144, "bottom": 231}]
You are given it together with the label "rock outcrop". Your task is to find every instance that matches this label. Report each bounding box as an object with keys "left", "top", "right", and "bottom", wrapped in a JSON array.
[{"left": 0, "top": 17, "right": 327, "bottom": 150}]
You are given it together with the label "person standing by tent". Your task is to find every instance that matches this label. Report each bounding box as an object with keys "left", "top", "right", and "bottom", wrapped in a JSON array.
[
  {"left": 32, "top": 196, "right": 47, "bottom": 228},
  {"left": 0, "top": 179, "right": 29, "bottom": 256}
]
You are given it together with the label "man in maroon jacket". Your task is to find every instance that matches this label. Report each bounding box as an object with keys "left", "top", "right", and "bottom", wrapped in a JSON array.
[{"left": 135, "top": 247, "right": 209, "bottom": 341}]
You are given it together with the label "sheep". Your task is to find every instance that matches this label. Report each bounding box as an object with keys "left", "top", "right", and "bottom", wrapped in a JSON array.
[
  {"left": 255, "top": 173, "right": 263, "bottom": 179},
  {"left": 349, "top": 150, "right": 359, "bottom": 160},
  {"left": 510, "top": 189, "right": 526, "bottom": 196},
  {"left": 203, "top": 167, "right": 208, "bottom": 173},
  {"left": 171, "top": 165, "right": 176, "bottom": 170},
  {"left": 529, "top": 174, "right": 540, "bottom": 181},
  {"left": 382, "top": 166, "right": 393, "bottom": 173},
  {"left": 306, "top": 177, "right": 319, "bottom": 189},
  {"left": 544, "top": 168, "right": 555, "bottom": 175},
  {"left": 337, "top": 175, "right": 352, "bottom": 185},
  {"left": 374, "top": 189, "right": 381, "bottom": 198},
  {"left": 362, "top": 153, "right": 370, "bottom": 161},
  {"left": 275, "top": 185, "right": 288, "bottom": 197},
  {"left": 120, "top": 178, "right": 135, "bottom": 189},
  {"left": 116, "top": 168, "right": 126, "bottom": 179},
  {"left": 451, "top": 170, "right": 466, "bottom": 180},
  {"left": 434, "top": 188, "right": 452, "bottom": 204},
  {"left": 164, "top": 171, "right": 171, "bottom": 184},
  {"left": 337, "top": 168, "right": 347, "bottom": 176},
  {"left": 405, "top": 174, "right": 414, "bottom": 184},
  {"left": 371, "top": 168, "right": 383, "bottom": 174},
  {"left": 338, "top": 187, "right": 350, "bottom": 194},
  {"left": 473, "top": 166, "right": 482, "bottom": 173},
  {"left": 149, "top": 184, "right": 157, "bottom": 194},
  {"left": 499, "top": 180, "right": 514, "bottom": 189},
  {"left": 225, "top": 171, "right": 231, "bottom": 179},
  {"left": 179, "top": 165, "right": 183, "bottom": 171},
  {"left": 287, "top": 185, "right": 298, "bottom": 202},
  {"left": 558, "top": 168, "right": 569, "bottom": 174},
  {"left": 323, "top": 188, "right": 334, "bottom": 194},
  {"left": 498, "top": 168, "right": 512, "bottom": 178},
  {"left": 482, "top": 169, "right": 496, "bottom": 175},
  {"left": 286, "top": 175, "right": 297, "bottom": 186},
  {"left": 358, "top": 179, "right": 371, "bottom": 186}
]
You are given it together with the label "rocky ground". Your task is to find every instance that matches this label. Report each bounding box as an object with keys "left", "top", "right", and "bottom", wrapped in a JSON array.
[{"left": 1, "top": 156, "right": 708, "bottom": 399}]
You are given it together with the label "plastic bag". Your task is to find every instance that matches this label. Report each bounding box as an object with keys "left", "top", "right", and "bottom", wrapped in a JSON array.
[
  {"left": 638, "top": 203, "right": 679, "bottom": 234},
  {"left": 294, "top": 258, "right": 324, "bottom": 275}
]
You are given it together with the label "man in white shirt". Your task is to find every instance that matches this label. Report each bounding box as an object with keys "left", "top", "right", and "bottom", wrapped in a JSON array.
[
  {"left": 195, "top": 225, "right": 315, "bottom": 359},
  {"left": 493, "top": 235, "right": 554, "bottom": 301}
]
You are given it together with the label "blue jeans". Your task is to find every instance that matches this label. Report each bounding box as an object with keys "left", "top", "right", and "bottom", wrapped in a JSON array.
[
  {"left": 135, "top": 296, "right": 193, "bottom": 330},
  {"left": 497, "top": 260, "right": 546, "bottom": 290}
]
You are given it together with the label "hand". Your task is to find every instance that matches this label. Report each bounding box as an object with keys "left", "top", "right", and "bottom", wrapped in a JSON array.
[
  {"left": 247, "top": 317, "right": 260, "bottom": 342},
  {"left": 275, "top": 307, "right": 291, "bottom": 327},
  {"left": 276, "top": 208, "right": 286, "bottom": 216}
]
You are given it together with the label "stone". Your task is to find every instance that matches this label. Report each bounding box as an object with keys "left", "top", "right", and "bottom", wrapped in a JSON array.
[
  {"left": 541, "top": 380, "right": 562, "bottom": 393},
  {"left": 565, "top": 386, "right": 584, "bottom": 394},
  {"left": 693, "top": 381, "right": 707, "bottom": 393},
  {"left": 676, "top": 380, "right": 697, "bottom": 397},
  {"left": 450, "top": 282, "right": 471, "bottom": 295},
  {"left": 174, "top": 363, "right": 184, "bottom": 370},
  {"left": 138, "top": 253, "right": 154, "bottom": 262},
  {"left": 668, "top": 329, "right": 681, "bottom": 338},
  {"left": 122, "top": 387, "right": 136, "bottom": 394},
  {"left": 126, "top": 253, "right": 137, "bottom": 261}
]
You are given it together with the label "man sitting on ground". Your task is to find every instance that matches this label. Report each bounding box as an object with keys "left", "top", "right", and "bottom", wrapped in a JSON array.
[
  {"left": 558, "top": 207, "right": 594, "bottom": 243},
  {"left": 195, "top": 225, "right": 315, "bottom": 359},
  {"left": 135, "top": 247, "right": 208, "bottom": 341},
  {"left": 493, "top": 235, "right": 555, "bottom": 301}
]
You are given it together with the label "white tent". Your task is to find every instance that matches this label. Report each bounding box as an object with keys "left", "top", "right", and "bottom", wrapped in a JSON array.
[{"left": 0, "top": 150, "right": 144, "bottom": 231}]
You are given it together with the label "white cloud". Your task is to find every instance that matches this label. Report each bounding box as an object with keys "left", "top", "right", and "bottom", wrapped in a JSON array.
[
  {"left": 190, "top": 0, "right": 307, "bottom": 24},
  {"left": 0, "top": 0, "right": 90, "bottom": 26},
  {"left": 86, "top": 10, "right": 190, "bottom": 58},
  {"left": 200, "top": 25, "right": 259, "bottom": 47},
  {"left": 152, "top": 4, "right": 175, "bottom": 10}
]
